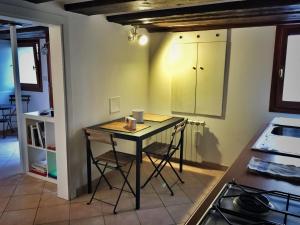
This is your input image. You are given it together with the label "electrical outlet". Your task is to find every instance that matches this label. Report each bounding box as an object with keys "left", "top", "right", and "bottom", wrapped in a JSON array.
[{"left": 109, "top": 96, "right": 120, "bottom": 114}]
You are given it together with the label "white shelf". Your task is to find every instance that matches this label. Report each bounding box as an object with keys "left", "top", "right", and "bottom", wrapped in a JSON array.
[
  {"left": 27, "top": 172, "right": 57, "bottom": 184},
  {"left": 24, "top": 111, "right": 55, "bottom": 123},
  {"left": 24, "top": 112, "right": 57, "bottom": 186},
  {"left": 27, "top": 144, "right": 56, "bottom": 153}
]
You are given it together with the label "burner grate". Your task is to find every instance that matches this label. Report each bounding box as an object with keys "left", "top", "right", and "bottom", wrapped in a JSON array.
[{"left": 198, "top": 181, "right": 300, "bottom": 225}]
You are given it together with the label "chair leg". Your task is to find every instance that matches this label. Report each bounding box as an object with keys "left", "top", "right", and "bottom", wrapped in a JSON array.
[
  {"left": 154, "top": 150, "right": 177, "bottom": 178},
  {"left": 146, "top": 155, "right": 174, "bottom": 196},
  {"left": 119, "top": 161, "right": 136, "bottom": 197},
  {"left": 95, "top": 163, "right": 112, "bottom": 189},
  {"left": 87, "top": 163, "right": 110, "bottom": 205},
  {"left": 113, "top": 161, "right": 135, "bottom": 214},
  {"left": 141, "top": 154, "right": 165, "bottom": 189},
  {"left": 168, "top": 161, "right": 184, "bottom": 184},
  {"left": 87, "top": 172, "right": 104, "bottom": 205}
]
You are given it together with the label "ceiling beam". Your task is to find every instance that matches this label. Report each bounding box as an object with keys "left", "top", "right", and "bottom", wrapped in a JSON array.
[
  {"left": 106, "top": 0, "right": 300, "bottom": 32},
  {"left": 23, "top": 0, "right": 53, "bottom": 3},
  {"left": 64, "top": 0, "right": 240, "bottom": 16}
]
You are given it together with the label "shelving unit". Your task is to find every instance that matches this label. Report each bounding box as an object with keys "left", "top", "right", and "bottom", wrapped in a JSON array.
[{"left": 24, "top": 112, "right": 57, "bottom": 184}]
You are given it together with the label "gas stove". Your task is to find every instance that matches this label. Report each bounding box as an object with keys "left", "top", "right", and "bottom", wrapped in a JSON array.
[{"left": 197, "top": 181, "right": 300, "bottom": 225}]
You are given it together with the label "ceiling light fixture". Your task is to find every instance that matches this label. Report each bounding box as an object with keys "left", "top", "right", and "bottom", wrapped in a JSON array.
[{"left": 128, "top": 26, "right": 148, "bottom": 46}]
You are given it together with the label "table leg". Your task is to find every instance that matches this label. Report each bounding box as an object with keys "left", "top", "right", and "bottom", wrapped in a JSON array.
[
  {"left": 86, "top": 137, "right": 92, "bottom": 193},
  {"left": 135, "top": 139, "right": 142, "bottom": 209},
  {"left": 180, "top": 130, "right": 184, "bottom": 172}
]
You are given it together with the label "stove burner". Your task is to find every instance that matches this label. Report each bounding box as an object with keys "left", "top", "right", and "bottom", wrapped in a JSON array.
[{"left": 233, "top": 193, "right": 272, "bottom": 214}]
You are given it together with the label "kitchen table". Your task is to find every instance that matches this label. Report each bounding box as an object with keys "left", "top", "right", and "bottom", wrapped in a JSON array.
[{"left": 84, "top": 116, "right": 185, "bottom": 209}]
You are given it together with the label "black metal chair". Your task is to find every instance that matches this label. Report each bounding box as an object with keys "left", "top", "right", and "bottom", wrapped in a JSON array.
[
  {"left": 85, "top": 129, "right": 136, "bottom": 214},
  {"left": 0, "top": 118, "right": 9, "bottom": 138},
  {"left": 141, "top": 119, "right": 188, "bottom": 196}
]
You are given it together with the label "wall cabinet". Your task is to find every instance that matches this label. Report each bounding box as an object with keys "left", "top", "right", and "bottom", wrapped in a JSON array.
[{"left": 171, "top": 30, "right": 227, "bottom": 116}]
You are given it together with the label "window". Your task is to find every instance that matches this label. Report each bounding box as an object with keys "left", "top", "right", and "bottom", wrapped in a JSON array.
[
  {"left": 270, "top": 25, "right": 300, "bottom": 114},
  {"left": 18, "top": 40, "right": 43, "bottom": 92}
]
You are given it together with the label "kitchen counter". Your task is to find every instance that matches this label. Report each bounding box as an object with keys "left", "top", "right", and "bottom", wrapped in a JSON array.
[{"left": 186, "top": 123, "right": 300, "bottom": 225}]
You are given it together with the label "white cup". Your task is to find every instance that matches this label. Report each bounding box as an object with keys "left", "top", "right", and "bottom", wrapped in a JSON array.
[
  {"left": 132, "top": 109, "right": 144, "bottom": 123},
  {"left": 125, "top": 116, "right": 136, "bottom": 130}
]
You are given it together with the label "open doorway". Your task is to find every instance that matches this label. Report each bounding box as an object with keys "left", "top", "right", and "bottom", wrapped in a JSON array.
[{"left": 0, "top": 21, "right": 53, "bottom": 179}]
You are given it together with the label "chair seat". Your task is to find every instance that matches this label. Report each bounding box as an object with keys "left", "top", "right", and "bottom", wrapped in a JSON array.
[
  {"left": 95, "top": 150, "right": 135, "bottom": 167},
  {"left": 143, "top": 142, "right": 176, "bottom": 156}
]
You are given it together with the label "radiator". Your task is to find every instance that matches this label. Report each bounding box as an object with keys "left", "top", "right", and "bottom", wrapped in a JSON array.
[{"left": 149, "top": 119, "right": 206, "bottom": 163}]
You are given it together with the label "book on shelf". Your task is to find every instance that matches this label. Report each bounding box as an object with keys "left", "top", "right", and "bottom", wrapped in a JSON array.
[
  {"left": 27, "top": 125, "right": 32, "bottom": 145},
  {"left": 36, "top": 122, "right": 45, "bottom": 148},
  {"left": 30, "top": 160, "right": 47, "bottom": 176},
  {"left": 29, "top": 123, "right": 45, "bottom": 148},
  {"left": 30, "top": 125, "right": 36, "bottom": 146},
  {"left": 47, "top": 145, "right": 56, "bottom": 151}
]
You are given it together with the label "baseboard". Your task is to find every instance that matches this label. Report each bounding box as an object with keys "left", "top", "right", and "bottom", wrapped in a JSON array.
[{"left": 170, "top": 157, "right": 228, "bottom": 171}]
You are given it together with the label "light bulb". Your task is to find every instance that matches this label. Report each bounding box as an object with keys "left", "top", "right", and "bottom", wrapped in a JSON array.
[{"left": 138, "top": 34, "right": 149, "bottom": 46}]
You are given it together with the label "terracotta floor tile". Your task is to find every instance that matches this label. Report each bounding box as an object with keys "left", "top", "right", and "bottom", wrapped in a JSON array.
[
  {"left": 35, "top": 204, "right": 70, "bottom": 224},
  {"left": 137, "top": 207, "right": 174, "bottom": 225},
  {"left": 158, "top": 189, "right": 192, "bottom": 206},
  {"left": 0, "top": 155, "right": 225, "bottom": 225},
  {"left": 139, "top": 193, "right": 163, "bottom": 209},
  {"left": 6, "top": 194, "right": 41, "bottom": 211},
  {"left": 19, "top": 176, "right": 44, "bottom": 185},
  {"left": 0, "top": 185, "right": 15, "bottom": 198},
  {"left": 181, "top": 187, "right": 210, "bottom": 203},
  {"left": 70, "top": 202, "right": 102, "bottom": 220},
  {"left": 39, "top": 193, "right": 69, "bottom": 207},
  {"left": 104, "top": 211, "right": 140, "bottom": 225},
  {"left": 70, "top": 194, "right": 92, "bottom": 204},
  {"left": 166, "top": 203, "right": 195, "bottom": 224},
  {"left": 101, "top": 197, "right": 134, "bottom": 215},
  {"left": 14, "top": 183, "right": 44, "bottom": 196},
  {"left": 0, "top": 174, "right": 22, "bottom": 186},
  {"left": 0, "top": 208, "right": 36, "bottom": 225},
  {"left": 43, "top": 182, "right": 57, "bottom": 193},
  {"left": 37, "top": 222, "right": 69, "bottom": 225},
  {"left": 70, "top": 216, "right": 104, "bottom": 225},
  {"left": 0, "top": 197, "right": 9, "bottom": 214}
]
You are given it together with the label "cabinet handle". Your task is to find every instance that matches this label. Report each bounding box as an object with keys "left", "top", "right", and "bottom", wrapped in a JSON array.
[
  {"left": 279, "top": 68, "right": 284, "bottom": 79},
  {"left": 199, "top": 67, "right": 204, "bottom": 70},
  {"left": 192, "top": 67, "right": 196, "bottom": 70}
]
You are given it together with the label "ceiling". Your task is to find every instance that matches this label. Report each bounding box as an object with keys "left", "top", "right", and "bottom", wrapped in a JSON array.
[{"left": 23, "top": 0, "right": 300, "bottom": 32}]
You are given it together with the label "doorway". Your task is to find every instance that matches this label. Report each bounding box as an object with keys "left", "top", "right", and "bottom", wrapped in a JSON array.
[{"left": 0, "top": 21, "right": 53, "bottom": 179}]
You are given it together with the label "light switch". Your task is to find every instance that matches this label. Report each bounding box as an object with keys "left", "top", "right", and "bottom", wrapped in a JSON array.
[{"left": 109, "top": 96, "right": 120, "bottom": 114}]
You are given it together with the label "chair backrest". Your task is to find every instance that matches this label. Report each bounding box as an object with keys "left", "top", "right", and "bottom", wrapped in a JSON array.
[
  {"left": 85, "top": 129, "right": 120, "bottom": 166},
  {"left": 168, "top": 119, "right": 188, "bottom": 154}
]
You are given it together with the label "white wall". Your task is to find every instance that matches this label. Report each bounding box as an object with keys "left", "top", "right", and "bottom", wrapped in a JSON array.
[
  {"left": 66, "top": 14, "right": 149, "bottom": 196},
  {"left": 149, "top": 26, "right": 300, "bottom": 166},
  {"left": 0, "top": 1, "right": 149, "bottom": 198}
]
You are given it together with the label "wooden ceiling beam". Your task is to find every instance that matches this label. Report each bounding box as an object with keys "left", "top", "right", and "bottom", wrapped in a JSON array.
[
  {"left": 64, "top": 0, "right": 241, "bottom": 16},
  {"left": 23, "top": 0, "right": 54, "bottom": 3},
  {"left": 106, "top": 0, "right": 300, "bottom": 32}
]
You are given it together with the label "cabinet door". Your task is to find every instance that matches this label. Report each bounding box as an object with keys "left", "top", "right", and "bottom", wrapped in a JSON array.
[
  {"left": 196, "top": 42, "right": 226, "bottom": 116},
  {"left": 171, "top": 43, "right": 197, "bottom": 113}
]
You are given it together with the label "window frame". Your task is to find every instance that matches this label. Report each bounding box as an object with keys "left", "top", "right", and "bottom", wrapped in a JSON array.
[
  {"left": 18, "top": 39, "right": 43, "bottom": 92},
  {"left": 269, "top": 24, "right": 300, "bottom": 114}
]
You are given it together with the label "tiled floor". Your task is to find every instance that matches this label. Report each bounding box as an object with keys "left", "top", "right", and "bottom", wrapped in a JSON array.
[
  {"left": 0, "top": 157, "right": 224, "bottom": 225},
  {"left": 0, "top": 135, "right": 22, "bottom": 179}
]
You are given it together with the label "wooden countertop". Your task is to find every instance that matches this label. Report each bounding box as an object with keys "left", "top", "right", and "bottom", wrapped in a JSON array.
[{"left": 186, "top": 124, "right": 300, "bottom": 225}]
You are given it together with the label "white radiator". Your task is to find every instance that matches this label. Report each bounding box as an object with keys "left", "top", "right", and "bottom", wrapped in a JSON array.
[{"left": 149, "top": 120, "right": 206, "bottom": 163}]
